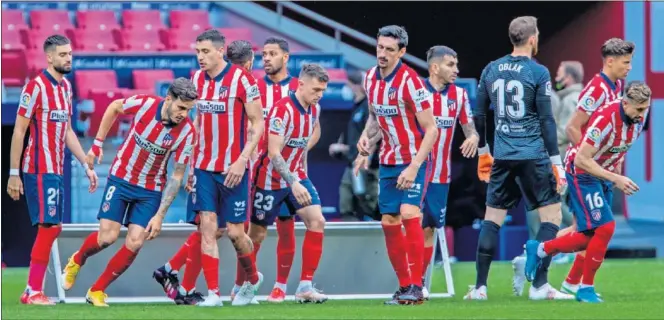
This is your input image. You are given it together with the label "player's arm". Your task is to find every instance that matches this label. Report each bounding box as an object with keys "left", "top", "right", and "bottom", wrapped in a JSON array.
[
  {"left": 267, "top": 113, "right": 296, "bottom": 185},
  {"left": 408, "top": 76, "right": 438, "bottom": 168},
  {"left": 566, "top": 88, "right": 606, "bottom": 144},
  {"left": 459, "top": 89, "right": 479, "bottom": 158},
  {"left": 157, "top": 133, "right": 194, "bottom": 216},
  {"left": 87, "top": 96, "right": 143, "bottom": 167},
  {"left": 574, "top": 142, "right": 619, "bottom": 182},
  {"left": 241, "top": 99, "right": 265, "bottom": 160},
  {"left": 474, "top": 65, "right": 491, "bottom": 152},
  {"left": 358, "top": 102, "right": 380, "bottom": 156}
]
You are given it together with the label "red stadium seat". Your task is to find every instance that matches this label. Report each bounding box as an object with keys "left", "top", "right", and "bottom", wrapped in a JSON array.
[
  {"left": 121, "top": 10, "right": 165, "bottom": 32},
  {"left": 2, "top": 31, "right": 25, "bottom": 50},
  {"left": 119, "top": 29, "right": 165, "bottom": 52},
  {"left": 86, "top": 89, "right": 126, "bottom": 137},
  {"left": 76, "top": 11, "right": 120, "bottom": 32},
  {"left": 72, "top": 29, "right": 118, "bottom": 52},
  {"left": 169, "top": 10, "right": 211, "bottom": 31},
  {"left": 217, "top": 28, "right": 253, "bottom": 45},
  {"left": 132, "top": 69, "right": 175, "bottom": 92},
  {"left": 326, "top": 68, "right": 348, "bottom": 82},
  {"left": 1, "top": 48, "right": 28, "bottom": 87},
  {"left": 75, "top": 70, "right": 119, "bottom": 99},
  {"left": 29, "top": 10, "right": 74, "bottom": 33},
  {"left": 26, "top": 49, "right": 48, "bottom": 79},
  {"left": 23, "top": 29, "right": 58, "bottom": 50},
  {"left": 2, "top": 10, "right": 28, "bottom": 32},
  {"left": 164, "top": 28, "right": 198, "bottom": 52}
]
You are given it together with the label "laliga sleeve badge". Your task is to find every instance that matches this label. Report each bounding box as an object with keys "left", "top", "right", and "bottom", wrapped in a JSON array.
[
  {"left": 270, "top": 117, "right": 283, "bottom": 132},
  {"left": 588, "top": 127, "right": 601, "bottom": 143}
]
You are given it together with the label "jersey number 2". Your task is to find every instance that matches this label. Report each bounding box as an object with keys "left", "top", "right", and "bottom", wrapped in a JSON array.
[{"left": 492, "top": 79, "right": 525, "bottom": 119}]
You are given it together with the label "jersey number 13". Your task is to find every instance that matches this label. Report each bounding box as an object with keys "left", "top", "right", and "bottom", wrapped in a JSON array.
[{"left": 492, "top": 79, "right": 525, "bottom": 119}]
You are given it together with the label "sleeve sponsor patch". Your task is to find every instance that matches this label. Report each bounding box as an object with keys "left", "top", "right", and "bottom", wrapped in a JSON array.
[
  {"left": 545, "top": 81, "right": 552, "bottom": 96},
  {"left": 182, "top": 144, "right": 193, "bottom": 156},
  {"left": 582, "top": 96, "right": 596, "bottom": 109},
  {"left": 269, "top": 117, "right": 284, "bottom": 133},
  {"left": 412, "top": 88, "right": 430, "bottom": 104},
  {"left": 19, "top": 93, "right": 31, "bottom": 108},
  {"left": 587, "top": 127, "right": 602, "bottom": 144},
  {"left": 247, "top": 84, "right": 260, "bottom": 100}
]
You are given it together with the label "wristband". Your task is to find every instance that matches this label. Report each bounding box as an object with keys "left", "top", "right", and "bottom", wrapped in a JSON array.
[
  {"left": 550, "top": 155, "right": 563, "bottom": 166},
  {"left": 478, "top": 145, "right": 490, "bottom": 155},
  {"left": 93, "top": 138, "right": 104, "bottom": 147},
  {"left": 9, "top": 169, "right": 19, "bottom": 176},
  {"left": 81, "top": 161, "right": 90, "bottom": 171},
  {"left": 91, "top": 139, "right": 103, "bottom": 156}
]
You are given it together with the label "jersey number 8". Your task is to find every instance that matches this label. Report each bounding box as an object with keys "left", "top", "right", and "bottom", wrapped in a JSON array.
[{"left": 492, "top": 79, "right": 525, "bottom": 119}]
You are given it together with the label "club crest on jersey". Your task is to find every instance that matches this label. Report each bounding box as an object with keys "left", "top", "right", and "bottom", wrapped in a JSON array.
[
  {"left": 447, "top": 99, "right": 457, "bottom": 111},
  {"left": 162, "top": 133, "right": 173, "bottom": 147},
  {"left": 435, "top": 116, "right": 455, "bottom": 129},
  {"left": 388, "top": 87, "right": 397, "bottom": 100},
  {"left": 49, "top": 110, "right": 69, "bottom": 122},
  {"left": 286, "top": 137, "right": 309, "bottom": 149},
  {"left": 218, "top": 86, "right": 229, "bottom": 99}
]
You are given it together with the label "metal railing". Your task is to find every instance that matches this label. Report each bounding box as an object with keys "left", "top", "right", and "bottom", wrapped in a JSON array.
[{"left": 273, "top": 1, "right": 428, "bottom": 71}]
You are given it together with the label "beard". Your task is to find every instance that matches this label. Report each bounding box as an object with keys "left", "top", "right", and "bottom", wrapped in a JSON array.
[
  {"left": 54, "top": 65, "right": 71, "bottom": 75},
  {"left": 266, "top": 64, "right": 282, "bottom": 76}
]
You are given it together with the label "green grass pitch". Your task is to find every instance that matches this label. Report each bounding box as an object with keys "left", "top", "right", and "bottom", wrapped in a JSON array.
[{"left": 2, "top": 259, "right": 663, "bottom": 319}]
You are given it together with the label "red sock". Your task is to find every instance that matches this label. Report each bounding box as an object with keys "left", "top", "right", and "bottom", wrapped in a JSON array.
[
  {"left": 201, "top": 253, "right": 219, "bottom": 294},
  {"left": 235, "top": 241, "right": 260, "bottom": 286},
  {"left": 422, "top": 245, "right": 434, "bottom": 276},
  {"left": 382, "top": 224, "right": 411, "bottom": 288},
  {"left": 276, "top": 218, "right": 296, "bottom": 284},
  {"left": 73, "top": 231, "right": 103, "bottom": 266},
  {"left": 238, "top": 252, "right": 259, "bottom": 284},
  {"left": 28, "top": 225, "right": 61, "bottom": 292},
  {"left": 543, "top": 232, "right": 591, "bottom": 256},
  {"left": 582, "top": 221, "right": 616, "bottom": 286},
  {"left": 168, "top": 232, "right": 199, "bottom": 272},
  {"left": 90, "top": 245, "right": 138, "bottom": 292},
  {"left": 566, "top": 254, "right": 586, "bottom": 284},
  {"left": 403, "top": 217, "right": 424, "bottom": 285},
  {"left": 300, "top": 230, "right": 323, "bottom": 281},
  {"left": 181, "top": 232, "right": 202, "bottom": 292}
]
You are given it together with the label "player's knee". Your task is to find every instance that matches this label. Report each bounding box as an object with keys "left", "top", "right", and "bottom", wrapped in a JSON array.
[
  {"left": 478, "top": 221, "right": 500, "bottom": 254},
  {"left": 306, "top": 214, "right": 325, "bottom": 232},
  {"left": 538, "top": 203, "right": 562, "bottom": 225},
  {"left": 423, "top": 227, "right": 435, "bottom": 245},
  {"left": 484, "top": 207, "right": 508, "bottom": 225},
  {"left": 215, "top": 228, "right": 226, "bottom": 239},
  {"left": 225, "top": 223, "right": 245, "bottom": 242},
  {"left": 381, "top": 214, "right": 401, "bottom": 225},
  {"left": 98, "top": 229, "right": 119, "bottom": 247},
  {"left": 124, "top": 232, "right": 146, "bottom": 251},
  {"left": 248, "top": 224, "right": 267, "bottom": 244}
]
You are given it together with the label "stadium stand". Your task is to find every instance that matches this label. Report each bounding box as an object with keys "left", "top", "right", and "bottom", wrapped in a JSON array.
[{"left": 75, "top": 10, "right": 120, "bottom": 32}]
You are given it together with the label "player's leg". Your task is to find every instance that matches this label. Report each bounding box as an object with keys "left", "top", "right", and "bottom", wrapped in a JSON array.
[
  {"left": 21, "top": 174, "right": 64, "bottom": 305},
  {"left": 289, "top": 179, "right": 327, "bottom": 304},
  {"left": 274, "top": 212, "right": 296, "bottom": 297},
  {"left": 420, "top": 183, "right": 449, "bottom": 301}
]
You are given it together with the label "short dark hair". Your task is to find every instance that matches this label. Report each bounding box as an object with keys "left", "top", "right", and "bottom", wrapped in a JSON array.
[
  {"left": 377, "top": 25, "right": 408, "bottom": 49},
  {"left": 196, "top": 29, "right": 225, "bottom": 48},
  {"left": 43, "top": 34, "right": 70, "bottom": 52},
  {"left": 299, "top": 63, "right": 329, "bottom": 83},
  {"left": 226, "top": 40, "right": 254, "bottom": 66},
  {"left": 168, "top": 77, "right": 198, "bottom": 102},
  {"left": 508, "top": 16, "right": 538, "bottom": 46},
  {"left": 601, "top": 38, "right": 635, "bottom": 58},
  {"left": 264, "top": 37, "right": 289, "bottom": 53},
  {"left": 426, "top": 45, "right": 457, "bottom": 64}
]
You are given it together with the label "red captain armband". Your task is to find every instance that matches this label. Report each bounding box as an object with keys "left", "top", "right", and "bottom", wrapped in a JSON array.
[{"left": 91, "top": 138, "right": 104, "bottom": 156}]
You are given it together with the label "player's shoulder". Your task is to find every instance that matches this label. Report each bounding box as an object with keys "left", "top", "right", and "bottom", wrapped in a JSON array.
[{"left": 191, "top": 69, "right": 204, "bottom": 82}]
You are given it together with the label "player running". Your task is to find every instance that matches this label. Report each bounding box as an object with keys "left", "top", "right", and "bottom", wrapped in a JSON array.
[
  {"left": 420, "top": 46, "right": 478, "bottom": 298},
  {"left": 250, "top": 63, "right": 329, "bottom": 304},
  {"left": 152, "top": 39, "right": 258, "bottom": 305},
  {"left": 7, "top": 34, "right": 98, "bottom": 305},
  {"left": 464, "top": 16, "right": 572, "bottom": 301},
  {"left": 60, "top": 79, "right": 196, "bottom": 307},
  {"left": 234, "top": 37, "right": 305, "bottom": 303},
  {"left": 512, "top": 37, "right": 636, "bottom": 296},
  {"left": 525, "top": 81, "right": 650, "bottom": 303},
  {"left": 354, "top": 25, "right": 438, "bottom": 305}
]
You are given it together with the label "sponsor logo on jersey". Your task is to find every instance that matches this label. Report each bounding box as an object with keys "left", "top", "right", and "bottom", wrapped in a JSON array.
[
  {"left": 20, "top": 93, "right": 31, "bottom": 108},
  {"left": 49, "top": 110, "right": 69, "bottom": 122},
  {"left": 435, "top": 116, "right": 455, "bottom": 129},
  {"left": 270, "top": 117, "right": 284, "bottom": 133},
  {"left": 545, "top": 81, "right": 552, "bottom": 96},
  {"left": 588, "top": 127, "right": 602, "bottom": 144},
  {"left": 609, "top": 143, "right": 632, "bottom": 153},
  {"left": 582, "top": 96, "right": 596, "bottom": 110},
  {"left": 133, "top": 132, "right": 168, "bottom": 155},
  {"left": 373, "top": 104, "right": 398, "bottom": 117},
  {"left": 413, "top": 88, "right": 430, "bottom": 104},
  {"left": 286, "top": 137, "right": 309, "bottom": 149},
  {"left": 198, "top": 100, "right": 226, "bottom": 114},
  {"left": 247, "top": 85, "right": 260, "bottom": 100}
]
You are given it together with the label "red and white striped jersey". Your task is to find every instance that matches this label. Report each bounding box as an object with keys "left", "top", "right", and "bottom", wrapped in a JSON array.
[
  {"left": 425, "top": 80, "right": 473, "bottom": 183},
  {"left": 191, "top": 64, "right": 261, "bottom": 172},
  {"left": 109, "top": 95, "right": 195, "bottom": 192},
  {"left": 565, "top": 100, "right": 646, "bottom": 175},
  {"left": 364, "top": 61, "right": 432, "bottom": 165},
  {"left": 18, "top": 70, "right": 73, "bottom": 175},
  {"left": 256, "top": 75, "right": 299, "bottom": 156},
  {"left": 254, "top": 94, "right": 320, "bottom": 190}
]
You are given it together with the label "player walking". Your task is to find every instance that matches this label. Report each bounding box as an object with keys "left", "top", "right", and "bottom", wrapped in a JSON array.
[
  {"left": 354, "top": 25, "right": 438, "bottom": 305},
  {"left": 7, "top": 34, "right": 98, "bottom": 305},
  {"left": 525, "top": 81, "right": 650, "bottom": 303},
  {"left": 60, "top": 79, "right": 197, "bottom": 307},
  {"left": 249, "top": 63, "right": 328, "bottom": 304},
  {"left": 464, "top": 16, "right": 572, "bottom": 301}
]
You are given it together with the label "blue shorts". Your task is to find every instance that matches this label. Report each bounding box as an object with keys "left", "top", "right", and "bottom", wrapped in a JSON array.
[
  {"left": 250, "top": 178, "right": 320, "bottom": 226},
  {"left": 24, "top": 173, "right": 64, "bottom": 226},
  {"left": 97, "top": 176, "right": 161, "bottom": 228},
  {"left": 378, "top": 163, "right": 428, "bottom": 215},
  {"left": 192, "top": 168, "right": 249, "bottom": 225},
  {"left": 422, "top": 183, "right": 449, "bottom": 229},
  {"left": 185, "top": 188, "right": 227, "bottom": 227},
  {"left": 566, "top": 172, "right": 614, "bottom": 232}
]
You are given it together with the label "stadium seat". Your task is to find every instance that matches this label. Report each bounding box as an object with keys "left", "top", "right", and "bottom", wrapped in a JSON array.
[
  {"left": 29, "top": 10, "right": 74, "bottom": 32},
  {"left": 326, "top": 68, "right": 348, "bottom": 82},
  {"left": 76, "top": 11, "right": 120, "bottom": 32},
  {"left": 75, "top": 70, "right": 119, "bottom": 99},
  {"left": 164, "top": 28, "right": 198, "bottom": 52},
  {"left": 2, "top": 31, "right": 25, "bottom": 50},
  {"left": 132, "top": 69, "right": 175, "bottom": 92},
  {"left": 86, "top": 89, "right": 126, "bottom": 137},
  {"left": 25, "top": 49, "right": 48, "bottom": 79},
  {"left": 2, "top": 10, "right": 28, "bottom": 32},
  {"left": 217, "top": 28, "right": 255, "bottom": 50},
  {"left": 1, "top": 48, "right": 28, "bottom": 87},
  {"left": 23, "top": 29, "right": 59, "bottom": 50},
  {"left": 119, "top": 29, "right": 165, "bottom": 52},
  {"left": 121, "top": 10, "right": 165, "bottom": 32},
  {"left": 72, "top": 29, "right": 118, "bottom": 52},
  {"left": 169, "top": 10, "right": 211, "bottom": 31}
]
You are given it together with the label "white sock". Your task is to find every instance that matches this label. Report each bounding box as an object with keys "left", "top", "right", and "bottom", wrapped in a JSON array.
[
  {"left": 537, "top": 243, "right": 548, "bottom": 258},
  {"left": 164, "top": 262, "right": 177, "bottom": 274},
  {"left": 299, "top": 280, "right": 312, "bottom": 289},
  {"left": 580, "top": 284, "right": 593, "bottom": 289},
  {"left": 274, "top": 282, "right": 287, "bottom": 292}
]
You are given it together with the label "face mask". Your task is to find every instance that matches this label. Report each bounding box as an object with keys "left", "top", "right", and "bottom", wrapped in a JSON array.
[{"left": 555, "top": 80, "right": 566, "bottom": 91}]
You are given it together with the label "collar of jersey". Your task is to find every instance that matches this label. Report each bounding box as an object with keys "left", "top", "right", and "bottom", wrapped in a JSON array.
[
  {"left": 42, "top": 69, "right": 61, "bottom": 86},
  {"left": 599, "top": 71, "right": 617, "bottom": 91},
  {"left": 618, "top": 101, "right": 633, "bottom": 125},
  {"left": 424, "top": 78, "right": 451, "bottom": 95},
  {"left": 205, "top": 62, "right": 232, "bottom": 82},
  {"left": 289, "top": 92, "right": 311, "bottom": 114},
  {"left": 264, "top": 74, "right": 292, "bottom": 86},
  {"left": 155, "top": 100, "right": 173, "bottom": 127},
  {"left": 375, "top": 60, "right": 402, "bottom": 82}
]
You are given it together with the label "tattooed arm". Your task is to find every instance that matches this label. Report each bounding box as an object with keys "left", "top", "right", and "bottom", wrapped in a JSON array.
[
  {"left": 156, "top": 162, "right": 187, "bottom": 217},
  {"left": 358, "top": 106, "right": 381, "bottom": 156},
  {"left": 268, "top": 133, "right": 296, "bottom": 185}
]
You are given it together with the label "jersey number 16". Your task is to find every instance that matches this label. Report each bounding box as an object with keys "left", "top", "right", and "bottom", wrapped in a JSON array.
[{"left": 492, "top": 79, "right": 525, "bottom": 119}]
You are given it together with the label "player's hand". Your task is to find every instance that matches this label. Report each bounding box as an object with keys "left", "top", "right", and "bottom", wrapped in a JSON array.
[
  {"left": 397, "top": 163, "right": 419, "bottom": 190},
  {"left": 357, "top": 136, "right": 372, "bottom": 156},
  {"left": 552, "top": 164, "right": 568, "bottom": 194},
  {"left": 185, "top": 168, "right": 196, "bottom": 193},
  {"left": 329, "top": 143, "right": 349, "bottom": 156},
  {"left": 223, "top": 156, "right": 248, "bottom": 188},
  {"left": 460, "top": 134, "right": 479, "bottom": 158},
  {"left": 614, "top": 175, "right": 639, "bottom": 196},
  {"left": 85, "top": 168, "right": 98, "bottom": 193},
  {"left": 145, "top": 214, "right": 164, "bottom": 240},
  {"left": 291, "top": 181, "right": 312, "bottom": 206},
  {"left": 477, "top": 146, "right": 493, "bottom": 183},
  {"left": 86, "top": 143, "right": 104, "bottom": 170},
  {"left": 353, "top": 155, "right": 369, "bottom": 176},
  {"left": 7, "top": 175, "right": 24, "bottom": 201}
]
